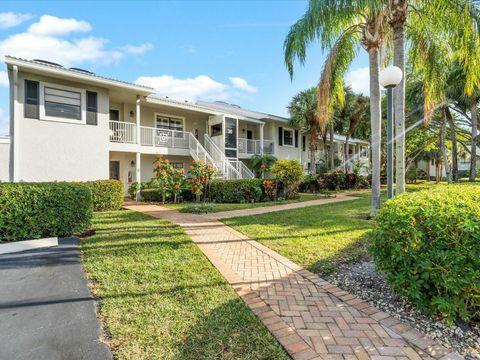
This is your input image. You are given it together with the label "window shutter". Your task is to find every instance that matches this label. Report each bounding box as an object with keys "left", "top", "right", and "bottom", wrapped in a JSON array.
[
  {"left": 302, "top": 136, "right": 306, "bottom": 151},
  {"left": 278, "top": 127, "right": 283, "bottom": 146},
  {"left": 86, "top": 91, "right": 98, "bottom": 125},
  {"left": 295, "top": 130, "right": 299, "bottom": 148},
  {"left": 24, "top": 80, "right": 39, "bottom": 119}
]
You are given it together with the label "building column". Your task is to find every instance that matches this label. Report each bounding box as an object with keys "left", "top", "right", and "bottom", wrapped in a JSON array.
[
  {"left": 12, "top": 65, "right": 19, "bottom": 182},
  {"left": 259, "top": 123, "right": 264, "bottom": 155},
  {"left": 135, "top": 152, "right": 141, "bottom": 200},
  {"left": 135, "top": 95, "right": 141, "bottom": 201}
]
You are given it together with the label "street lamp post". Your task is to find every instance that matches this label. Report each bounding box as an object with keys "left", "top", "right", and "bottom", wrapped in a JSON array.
[{"left": 379, "top": 65, "right": 403, "bottom": 199}]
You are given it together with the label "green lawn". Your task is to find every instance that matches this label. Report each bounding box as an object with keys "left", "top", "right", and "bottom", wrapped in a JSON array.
[
  {"left": 81, "top": 210, "right": 288, "bottom": 360},
  {"left": 223, "top": 182, "right": 480, "bottom": 276},
  {"left": 163, "top": 193, "right": 331, "bottom": 213}
]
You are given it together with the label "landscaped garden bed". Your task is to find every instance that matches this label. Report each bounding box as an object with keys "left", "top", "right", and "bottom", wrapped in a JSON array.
[
  {"left": 224, "top": 183, "right": 480, "bottom": 358},
  {"left": 80, "top": 210, "right": 288, "bottom": 360}
]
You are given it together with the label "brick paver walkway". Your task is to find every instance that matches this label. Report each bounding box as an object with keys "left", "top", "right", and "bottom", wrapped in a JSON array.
[
  {"left": 205, "top": 194, "right": 357, "bottom": 219},
  {"left": 124, "top": 202, "right": 463, "bottom": 360}
]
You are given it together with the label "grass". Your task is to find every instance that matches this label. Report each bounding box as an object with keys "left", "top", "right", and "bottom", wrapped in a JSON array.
[
  {"left": 223, "top": 182, "right": 480, "bottom": 276},
  {"left": 163, "top": 193, "right": 331, "bottom": 213},
  {"left": 81, "top": 210, "right": 288, "bottom": 360}
]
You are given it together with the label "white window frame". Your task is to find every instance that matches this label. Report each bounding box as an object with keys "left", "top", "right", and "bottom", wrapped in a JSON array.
[
  {"left": 154, "top": 112, "right": 186, "bottom": 133},
  {"left": 283, "top": 127, "right": 294, "bottom": 147},
  {"left": 39, "top": 81, "right": 87, "bottom": 124}
]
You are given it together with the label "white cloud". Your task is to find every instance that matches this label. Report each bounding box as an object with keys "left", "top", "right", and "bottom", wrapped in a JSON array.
[
  {"left": 229, "top": 77, "right": 257, "bottom": 93},
  {"left": 0, "top": 12, "right": 32, "bottom": 29},
  {"left": 0, "top": 71, "right": 8, "bottom": 87},
  {"left": 27, "top": 15, "right": 91, "bottom": 36},
  {"left": 345, "top": 66, "right": 370, "bottom": 95},
  {"left": 121, "top": 43, "right": 153, "bottom": 55},
  {"left": 0, "top": 32, "right": 122, "bottom": 67},
  {"left": 0, "top": 107, "right": 9, "bottom": 136},
  {"left": 135, "top": 75, "right": 258, "bottom": 102},
  {"left": 0, "top": 15, "right": 151, "bottom": 67}
]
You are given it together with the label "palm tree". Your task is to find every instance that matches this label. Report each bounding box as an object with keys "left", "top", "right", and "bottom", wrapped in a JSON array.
[
  {"left": 249, "top": 153, "right": 277, "bottom": 178},
  {"left": 287, "top": 87, "right": 319, "bottom": 174},
  {"left": 285, "top": 1, "right": 388, "bottom": 216}
]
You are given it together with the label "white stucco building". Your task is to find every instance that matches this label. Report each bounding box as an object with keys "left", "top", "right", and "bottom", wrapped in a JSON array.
[{"left": 0, "top": 56, "right": 370, "bottom": 191}]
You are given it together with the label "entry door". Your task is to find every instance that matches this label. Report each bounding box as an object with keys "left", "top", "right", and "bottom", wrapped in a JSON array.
[
  {"left": 246, "top": 130, "right": 254, "bottom": 153},
  {"left": 109, "top": 161, "right": 120, "bottom": 180}
]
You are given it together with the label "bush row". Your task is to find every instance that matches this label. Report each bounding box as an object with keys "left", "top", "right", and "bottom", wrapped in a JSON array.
[
  {"left": 82, "top": 180, "right": 124, "bottom": 212},
  {"left": 140, "top": 179, "right": 279, "bottom": 204},
  {"left": 0, "top": 180, "right": 124, "bottom": 242},
  {"left": 370, "top": 185, "right": 480, "bottom": 322},
  {"left": 0, "top": 182, "right": 93, "bottom": 242},
  {"left": 300, "top": 171, "right": 369, "bottom": 192}
]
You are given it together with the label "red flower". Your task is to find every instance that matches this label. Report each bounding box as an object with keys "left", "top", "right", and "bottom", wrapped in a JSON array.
[
  {"left": 179, "top": 168, "right": 185, "bottom": 173},
  {"left": 165, "top": 159, "right": 170, "bottom": 164},
  {"left": 260, "top": 164, "right": 266, "bottom": 169},
  {"left": 174, "top": 184, "right": 180, "bottom": 189},
  {"left": 189, "top": 165, "right": 194, "bottom": 170},
  {"left": 161, "top": 170, "right": 167, "bottom": 176}
]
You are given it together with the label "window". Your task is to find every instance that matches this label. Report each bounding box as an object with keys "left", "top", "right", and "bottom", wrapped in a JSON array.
[
  {"left": 86, "top": 91, "right": 97, "bottom": 125},
  {"left": 302, "top": 136, "right": 306, "bottom": 152},
  {"left": 44, "top": 86, "right": 81, "bottom": 120},
  {"left": 25, "top": 80, "right": 39, "bottom": 119},
  {"left": 210, "top": 124, "right": 222, "bottom": 137},
  {"left": 109, "top": 109, "right": 120, "bottom": 121},
  {"left": 171, "top": 162, "right": 184, "bottom": 169},
  {"left": 156, "top": 115, "right": 184, "bottom": 132},
  {"left": 283, "top": 128, "right": 294, "bottom": 146}
]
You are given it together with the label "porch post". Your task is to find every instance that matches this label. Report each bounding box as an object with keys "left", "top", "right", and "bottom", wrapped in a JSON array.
[
  {"left": 12, "top": 65, "right": 19, "bottom": 182},
  {"left": 136, "top": 95, "right": 141, "bottom": 145},
  {"left": 259, "top": 123, "right": 264, "bottom": 155},
  {"left": 135, "top": 95, "right": 141, "bottom": 201}
]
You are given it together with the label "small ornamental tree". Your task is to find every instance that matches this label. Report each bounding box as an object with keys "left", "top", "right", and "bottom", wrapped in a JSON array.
[
  {"left": 170, "top": 167, "right": 187, "bottom": 203},
  {"left": 271, "top": 159, "right": 304, "bottom": 199},
  {"left": 249, "top": 154, "right": 277, "bottom": 178},
  {"left": 152, "top": 156, "right": 174, "bottom": 203},
  {"left": 188, "top": 160, "right": 216, "bottom": 202}
]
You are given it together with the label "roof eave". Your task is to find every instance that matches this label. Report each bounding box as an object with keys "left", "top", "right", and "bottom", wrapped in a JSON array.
[{"left": 5, "top": 56, "right": 153, "bottom": 95}]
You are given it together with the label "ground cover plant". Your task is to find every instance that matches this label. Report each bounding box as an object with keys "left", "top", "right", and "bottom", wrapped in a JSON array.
[{"left": 81, "top": 210, "right": 288, "bottom": 360}]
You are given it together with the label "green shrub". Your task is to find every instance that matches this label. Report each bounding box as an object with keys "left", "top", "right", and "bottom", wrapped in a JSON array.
[
  {"left": 140, "top": 188, "right": 165, "bottom": 202},
  {"left": 271, "top": 160, "right": 304, "bottom": 199},
  {"left": 370, "top": 185, "right": 480, "bottom": 322},
  {"left": 179, "top": 203, "right": 214, "bottom": 214},
  {"left": 128, "top": 181, "right": 140, "bottom": 199},
  {"left": 0, "top": 182, "right": 92, "bottom": 242},
  {"left": 83, "top": 180, "right": 124, "bottom": 211},
  {"left": 209, "top": 179, "right": 264, "bottom": 203}
]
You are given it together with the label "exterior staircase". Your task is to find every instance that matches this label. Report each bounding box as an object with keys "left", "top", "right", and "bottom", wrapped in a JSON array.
[{"left": 187, "top": 132, "right": 254, "bottom": 180}]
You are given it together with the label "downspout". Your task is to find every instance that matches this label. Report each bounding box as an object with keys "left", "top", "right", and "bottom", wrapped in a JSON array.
[{"left": 12, "top": 65, "right": 19, "bottom": 182}]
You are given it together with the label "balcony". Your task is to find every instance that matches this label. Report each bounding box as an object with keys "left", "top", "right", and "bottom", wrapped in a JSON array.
[
  {"left": 109, "top": 121, "right": 191, "bottom": 151},
  {"left": 238, "top": 138, "right": 275, "bottom": 156}
]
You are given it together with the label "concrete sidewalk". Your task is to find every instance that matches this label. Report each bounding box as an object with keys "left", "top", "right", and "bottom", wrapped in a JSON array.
[{"left": 0, "top": 237, "right": 112, "bottom": 360}]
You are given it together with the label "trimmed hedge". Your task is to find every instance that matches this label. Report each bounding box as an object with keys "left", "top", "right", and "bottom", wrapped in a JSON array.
[
  {"left": 140, "top": 188, "right": 165, "bottom": 202},
  {"left": 370, "top": 185, "right": 480, "bottom": 322},
  {"left": 82, "top": 180, "right": 124, "bottom": 211},
  {"left": 0, "top": 182, "right": 92, "bottom": 242},
  {"left": 209, "top": 179, "right": 265, "bottom": 203}
]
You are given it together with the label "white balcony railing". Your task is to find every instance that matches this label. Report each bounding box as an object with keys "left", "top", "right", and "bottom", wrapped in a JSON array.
[
  {"left": 238, "top": 138, "right": 275, "bottom": 155},
  {"left": 109, "top": 121, "right": 136, "bottom": 144},
  {"left": 140, "top": 127, "right": 189, "bottom": 149}
]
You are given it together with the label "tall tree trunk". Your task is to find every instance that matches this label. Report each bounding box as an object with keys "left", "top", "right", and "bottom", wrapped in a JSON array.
[
  {"left": 440, "top": 117, "right": 452, "bottom": 184},
  {"left": 445, "top": 107, "right": 458, "bottom": 182},
  {"left": 329, "top": 124, "right": 335, "bottom": 171},
  {"left": 469, "top": 98, "right": 478, "bottom": 181},
  {"left": 309, "top": 122, "right": 318, "bottom": 174},
  {"left": 392, "top": 0, "right": 407, "bottom": 195},
  {"left": 369, "top": 48, "right": 382, "bottom": 217},
  {"left": 322, "top": 132, "right": 328, "bottom": 165},
  {"left": 344, "top": 133, "right": 351, "bottom": 172}
]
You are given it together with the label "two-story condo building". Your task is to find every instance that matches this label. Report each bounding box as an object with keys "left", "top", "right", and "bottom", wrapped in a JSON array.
[{"left": 0, "top": 56, "right": 370, "bottom": 191}]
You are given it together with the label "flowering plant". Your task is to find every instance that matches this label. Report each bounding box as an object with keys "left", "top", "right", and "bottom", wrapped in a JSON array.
[{"left": 188, "top": 160, "right": 216, "bottom": 201}]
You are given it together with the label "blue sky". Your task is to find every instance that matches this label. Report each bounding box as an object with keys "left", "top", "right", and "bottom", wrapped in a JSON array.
[{"left": 0, "top": 1, "right": 370, "bottom": 135}]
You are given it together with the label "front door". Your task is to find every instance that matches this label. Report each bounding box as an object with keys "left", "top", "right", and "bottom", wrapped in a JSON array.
[
  {"left": 109, "top": 161, "right": 120, "bottom": 180},
  {"left": 246, "top": 130, "right": 254, "bottom": 153}
]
